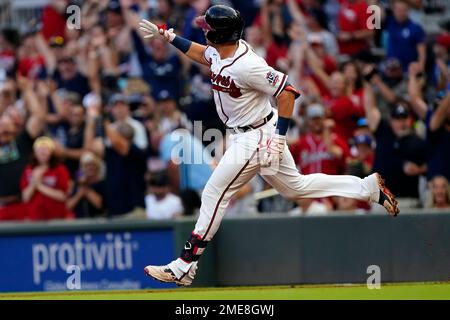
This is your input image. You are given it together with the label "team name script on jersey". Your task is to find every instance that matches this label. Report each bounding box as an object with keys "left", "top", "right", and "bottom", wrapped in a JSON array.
[{"left": 210, "top": 72, "right": 242, "bottom": 98}]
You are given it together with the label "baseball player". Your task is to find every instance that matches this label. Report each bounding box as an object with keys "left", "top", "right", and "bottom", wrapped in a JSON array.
[{"left": 140, "top": 5, "right": 399, "bottom": 286}]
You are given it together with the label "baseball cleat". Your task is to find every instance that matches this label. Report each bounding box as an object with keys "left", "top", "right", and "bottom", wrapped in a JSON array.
[
  {"left": 375, "top": 173, "right": 399, "bottom": 216},
  {"left": 144, "top": 265, "right": 193, "bottom": 286}
]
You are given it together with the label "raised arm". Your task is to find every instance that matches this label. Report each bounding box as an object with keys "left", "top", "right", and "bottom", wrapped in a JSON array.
[
  {"left": 305, "top": 44, "right": 332, "bottom": 89},
  {"left": 83, "top": 103, "right": 104, "bottom": 158},
  {"left": 139, "top": 19, "right": 209, "bottom": 66},
  {"left": 17, "top": 75, "right": 47, "bottom": 139},
  {"left": 362, "top": 71, "right": 381, "bottom": 132},
  {"left": 429, "top": 92, "right": 450, "bottom": 132},
  {"left": 104, "top": 121, "right": 130, "bottom": 156},
  {"left": 407, "top": 62, "right": 427, "bottom": 119},
  {"left": 35, "top": 32, "right": 57, "bottom": 75},
  {"left": 286, "top": 0, "right": 306, "bottom": 27}
]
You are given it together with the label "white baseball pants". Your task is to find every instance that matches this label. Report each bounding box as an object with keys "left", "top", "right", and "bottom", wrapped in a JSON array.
[{"left": 169, "top": 111, "right": 379, "bottom": 277}]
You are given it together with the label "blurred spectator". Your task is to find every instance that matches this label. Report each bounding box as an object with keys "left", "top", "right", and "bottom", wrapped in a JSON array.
[
  {"left": 182, "top": 0, "right": 210, "bottom": 45},
  {"left": 300, "top": 28, "right": 337, "bottom": 97},
  {"left": 145, "top": 171, "right": 184, "bottom": 220},
  {"left": 159, "top": 128, "right": 213, "bottom": 194},
  {"left": 288, "top": 198, "right": 331, "bottom": 216},
  {"left": 424, "top": 175, "right": 450, "bottom": 209},
  {"left": 244, "top": 26, "right": 267, "bottom": 58},
  {"left": 17, "top": 33, "right": 46, "bottom": 79},
  {"left": 334, "top": 196, "right": 366, "bottom": 214},
  {"left": 0, "top": 78, "right": 19, "bottom": 115},
  {"left": 52, "top": 55, "right": 91, "bottom": 99},
  {"left": 258, "top": 0, "right": 292, "bottom": 70},
  {"left": 20, "top": 137, "right": 72, "bottom": 221},
  {"left": 156, "top": 92, "right": 192, "bottom": 134},
  {"left": 346, "top": 133, "right": 374, "bottom": 178},
  {"left": 290, "top": 103, "right": 350, "bottom": 175},
  {"left": 425, "top": 92, "right": 450, "bottom": 182},
  {"left": 226, "top": 177, "right": 262, "bottom": 217},
  {"left": 84, "top": 105, "right": 147, "bottom": 217},
  {"left": 353, "top": 117, "right": 372, "bottom": 137},
  {"left": 67, "top": 152, "right": 106, "bottom": 218},
  {"left": 407, "top": 61, "right": 428, "bottom": 120},
  {"left": 368, "top": 58, "right": 408, "bottom": 118},
  {"left": 337, "top": 0, "right": 373, "bottom": 56},
  {"left": 306, "top": 45, "right": 363, "bottom": 141},
  {"left": 185, "top": 64, "right": 224, "bottom": 136},
  {"left": 109, "top": 93, "right": 148, "bottom": 150},
  {"left": 282, "top": 24, "right": 316, "bottom": 104},
  {"left": 54, "top": 103, "right": 86, "bottom": 177},
  {"left": 0, "top": 28, "right": 20, "bottom": 75},
  {"left": 385, "top": 0, "right": 426, "bottom": 71},
  {"left": 433, "top": 32, "right": 450, "bottom": 91},
  {"left": 288, "top": 1, "right": 338, "bottom": 56},
  {"left": 341, "top": 60, "right": 364, "bottom": 113},
  {"left": 0, "top": 76, "right": 46, "bottom": 220},
  {"left": 124, "top": 4, "right": 184, "bottom": 102},
  {"left": 323, "top": 71, "right": 363, "bottom": 142},
  {"left": 363, "top": 80, "right": 427, "bottom": 209}
]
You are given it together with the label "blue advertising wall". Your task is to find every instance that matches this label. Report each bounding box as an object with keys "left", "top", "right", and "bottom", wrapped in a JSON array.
[{"left": 0, "top": 227, "right": 176, "bottom": 292}]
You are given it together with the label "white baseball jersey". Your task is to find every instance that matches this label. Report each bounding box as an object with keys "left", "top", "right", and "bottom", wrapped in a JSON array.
[{"left": 204, "top": 40, "right": 288, "bottom": 128}]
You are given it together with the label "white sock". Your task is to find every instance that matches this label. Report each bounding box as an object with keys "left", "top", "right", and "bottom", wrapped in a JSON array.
[
  {"left": 363, "top": 173, "right": 380, "bottom": 203},
  {"left": 168, "top": 258, "right": 193, "bottom": 279}
]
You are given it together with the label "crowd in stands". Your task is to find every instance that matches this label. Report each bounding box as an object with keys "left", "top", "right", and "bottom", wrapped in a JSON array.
[{"left": 0, "top": 0, "right": 450, "bottom": 222}]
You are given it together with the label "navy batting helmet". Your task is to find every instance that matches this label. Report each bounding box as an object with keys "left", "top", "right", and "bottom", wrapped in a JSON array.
[{"left": 195, "top": 5, "right": 245, "bottom": 45}]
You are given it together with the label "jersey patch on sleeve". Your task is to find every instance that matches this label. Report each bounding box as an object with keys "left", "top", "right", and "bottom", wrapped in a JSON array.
[{"left": 266, "top": 71, "right": 280, "bottom": 87}]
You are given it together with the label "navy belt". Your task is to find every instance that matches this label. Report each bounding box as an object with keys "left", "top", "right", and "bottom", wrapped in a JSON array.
[{"left": 230, "top": 111, "right": 274, "bottom": 133}]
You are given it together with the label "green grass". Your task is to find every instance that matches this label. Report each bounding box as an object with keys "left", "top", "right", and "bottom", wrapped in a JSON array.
[{"left": 1, "top": 282, "right": 449, "bottom": 300}]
